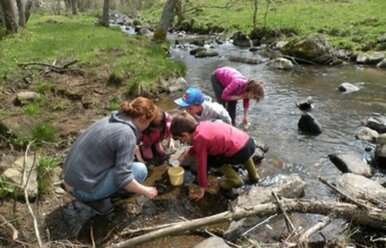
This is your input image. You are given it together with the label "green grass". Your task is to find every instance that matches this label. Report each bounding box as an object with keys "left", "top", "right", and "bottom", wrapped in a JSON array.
[
  {"left": 0, "top": 14, "right": 185, "bottom": 89},
  {"left": 141, "top": 0, "right": 386, "bottom": 51},
  {"left": 36, "top": 154, "right": 59, "bottom": 194}
]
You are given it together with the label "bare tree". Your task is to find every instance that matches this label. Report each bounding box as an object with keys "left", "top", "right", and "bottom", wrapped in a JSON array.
[
  {"left": 0, "top": 4, "right": 4, "bottom": 24},
  {"left": 71, "top": 0, "right": 78, "bottom": 15},
  {"left": 16, "top": 0, "right": 26, "bottom": 27},
  {"left": 153, "top": 0, "right": 179, "bottom": 42},
  {"left": 101, "top": 0, "right": 110, "bottom": 27},
  {"left": 0, "top": 0, "right": 18, "bottom": 32},
  {"left": 252, "top": 0, "right": 258, "bottom": 32}
]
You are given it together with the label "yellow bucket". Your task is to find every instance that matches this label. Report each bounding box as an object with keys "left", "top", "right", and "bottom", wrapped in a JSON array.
[{"left": 167, "top": 167, "right": 185, "bottom": 186}]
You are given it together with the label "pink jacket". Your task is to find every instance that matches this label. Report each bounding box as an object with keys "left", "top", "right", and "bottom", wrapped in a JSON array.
[
  {"left": 188, "top": 121, "right": 250, "bottom": 188},
  {"left": 215, "top": 66, "right": 250, "bottom": 109},
  {"left": 141, "top": 112, "right": 172, "bottom": 147}
]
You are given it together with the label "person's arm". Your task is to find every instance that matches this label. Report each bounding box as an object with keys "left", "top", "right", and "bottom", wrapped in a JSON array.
[
  {"left": 189, "top": 145, "right": 208, "bottom": 200},
  {"left": 124, "top": 178, "right": 158, "bottom": 199}
]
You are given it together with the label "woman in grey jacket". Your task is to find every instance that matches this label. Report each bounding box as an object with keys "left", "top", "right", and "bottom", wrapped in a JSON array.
[{"left": 63, "top": 97, "right": 158, "bottom": 215}]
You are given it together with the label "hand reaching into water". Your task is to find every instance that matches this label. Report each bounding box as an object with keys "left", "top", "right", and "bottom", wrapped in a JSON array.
[{"left": 144, "top": 186, "right": 158, "bottom": 199}]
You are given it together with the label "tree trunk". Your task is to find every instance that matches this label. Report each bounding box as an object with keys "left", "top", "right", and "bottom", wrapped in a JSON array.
[
  {"left": 175, "top": 0, "right": 185, "bottom": 26},
  {"left": 0, "top": 4, "right": 4, "bottom": 24},
  {"left": 71, "top": 0, "right": 77, "bottom": 15},
  {"left": 153, "top": 0, "right": 178, "bottom": 42},
  {"left": 16, "top": 0, "right": 26, "bottom": 27},
  {"left": 0, "top": 0, "right": 18, "bottom": 33},
  {"left": 101, "top": 0, "right": 109, "bottom": 27},
  {"left": 112, "top": 199, "right": 386, "bottom": 248},
  {"left": 252, "top": 0, "right": 258, "bottom": 32},
  {"left": 25, "top": 0, "right": 32, "bottom": 24}
]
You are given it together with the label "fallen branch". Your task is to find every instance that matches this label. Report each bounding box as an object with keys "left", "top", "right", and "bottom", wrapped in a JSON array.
[
  {"left": 318, "top": 176, "right": 369, "bottom": 210},
  {"left": 298, "top": 215, "right": 332, "bottom": 245},
  {"left": 17, "top": 60, "right": 84, "bottom": 76},
  {"left": 0, "top": 213, "right": 18, "bottom": 240},
  {"left": 111, "top": 198, "right": 386, "bottom": 248},
  {"left": 23, "top": 142, "right": 43, "bottom": 248},
  {"left": 272, "top": 191, "right": 296, "bottom": 233}
]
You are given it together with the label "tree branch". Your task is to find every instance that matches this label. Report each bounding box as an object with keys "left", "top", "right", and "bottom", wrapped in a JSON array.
[{"left": 111, "top": 198, "right": 386, "bottom": 248}]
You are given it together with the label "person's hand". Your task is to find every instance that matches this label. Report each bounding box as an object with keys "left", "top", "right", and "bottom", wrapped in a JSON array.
[
  {"left": 178, "top": 150, "right": 188, "bottom": 164},
  {"left": 144, "top": 186, "right": 158, "bottom": 199},
  {"left": 242, "top": 116, "right": 250, "bottom": 130},
  {"left": 168, "top": 138, "right": 175, "bottom": 149},
  {"left": 189, "top": 187, "right": 205, "bottom": 201}
]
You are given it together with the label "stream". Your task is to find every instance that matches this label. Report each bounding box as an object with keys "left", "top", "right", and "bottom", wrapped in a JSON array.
[
  {"left": 167, "top": 36, "right": 386, "bottom": 202},
  {"left": 61, "top": 28, "right": 386, "bottom": 247}
]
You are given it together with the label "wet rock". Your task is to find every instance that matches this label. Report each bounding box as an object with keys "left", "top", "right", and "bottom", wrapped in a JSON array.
[
  {"left": 356, "top": 53, "right": 368, "bottom": 64},
  {"left": 224, "top": 174, "right": 306, "bottom": 240},
  {"left": 298, "top": 112, "right": 323, "bottom": 135},
  {"left": 361, "top": 116, "right": 386, "bottom": 134},
  {"left": 194, "top": 50, "right": 219, "bottom": 58},
  {"left": 266, "top": 57, "right": 294, "bottom": 70},
  {"left": 338, "top": 82, "right": 359, "bottom": 93},
  {"left": 194, "top": 236, "right": 230, "bottom": 248},
  {"left": 190, "top": 47, "right": 206, "bottom": 56},
  {"left": 296, "top": 96, "right": 313, "bottom": 111},
  {"left": 378, "top": 133, "right": 386, "bottom": 145},
  {"left": 335, "top": 173, "right": 386, "bottom": 203},
  {"left": 328, "top": 153, "right": 372, "bottom": 177},
  {"left": 374, "top": 143, "right": 386, "bottom": 168},
  {"left": 367, "top": 52, "right": 384, "bottom": 65},
  {"left": 376, "top": 59, "right": 386, "bottom": 69},
  {"left": 229, "top": 54, "right": 263, "bottom": 64},
  {"left": 231, "top": 32, "right": 253, "bottom": 48},
  {"left": 355, "top": 126, "right": 379, "bottom": 143}
]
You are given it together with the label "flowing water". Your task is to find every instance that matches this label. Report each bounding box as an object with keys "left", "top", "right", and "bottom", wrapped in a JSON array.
[{"left": 168, "top": 37, "right": 386, "bottom": 201}]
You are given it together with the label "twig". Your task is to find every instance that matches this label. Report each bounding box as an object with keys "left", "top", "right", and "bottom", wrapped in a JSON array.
[
  {"left": 298, "top": 215, "right": 332, "bottom": 244},
  {"left": 23, "top": 141, "right": 43, "bottom": 248},
  {"left": 242, "top": 213, "right": 278, "bottom": 236},
  {"left": 318, "top": 176, "right": 369, "bottom": 210},
  {"left": 90, "top": 226, "right": 96, "bottom": 248},
  {"left": 272, "top": 191, "right": 296, "bottom": 233},
  {"left": 0, "top": 213, "right": 18, "bottom": 240}
]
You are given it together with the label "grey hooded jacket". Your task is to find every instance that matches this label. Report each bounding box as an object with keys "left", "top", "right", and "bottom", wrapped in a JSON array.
[{"left": 63, "top": 111, "right": 138, "bottom": 193}]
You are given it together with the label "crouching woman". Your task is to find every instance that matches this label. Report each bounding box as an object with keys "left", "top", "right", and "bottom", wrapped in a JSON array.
[{"left": 63, "top": 97, "right": 158, "bottom": 215}]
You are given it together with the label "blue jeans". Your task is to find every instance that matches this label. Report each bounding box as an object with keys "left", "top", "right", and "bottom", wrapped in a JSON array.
[{"left": 71, "top": 162, "right": 148, "bottom": 202}]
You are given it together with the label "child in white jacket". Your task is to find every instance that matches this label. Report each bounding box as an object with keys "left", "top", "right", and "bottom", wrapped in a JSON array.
[{"left": 174, "top": 87, "right": 231, "bottom": 124}]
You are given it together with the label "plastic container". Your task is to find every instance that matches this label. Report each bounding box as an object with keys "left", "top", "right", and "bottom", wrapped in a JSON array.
[
  {"left": 167, "top": 167, "right": 185, "bottom": 186},
  {"left": 169, "top": 160, "right": 180, "bottom": 167}
]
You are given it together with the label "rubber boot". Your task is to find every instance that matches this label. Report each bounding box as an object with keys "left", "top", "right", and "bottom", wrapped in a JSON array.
[
  {"left": 218, "top": 164, "right": 244, "bottom": 190},
  {"left": 243, "top": 158, "right": 260, "bottom": 183}
]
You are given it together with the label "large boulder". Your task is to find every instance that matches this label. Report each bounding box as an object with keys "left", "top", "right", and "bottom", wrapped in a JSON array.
[{"left": 281, "top": 34, "right": 337, "bottom": 65}]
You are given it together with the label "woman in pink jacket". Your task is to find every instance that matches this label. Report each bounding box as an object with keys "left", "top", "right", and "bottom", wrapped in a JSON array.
[{"left": 211, "top": 66, "right": 265, "bottom": 128}]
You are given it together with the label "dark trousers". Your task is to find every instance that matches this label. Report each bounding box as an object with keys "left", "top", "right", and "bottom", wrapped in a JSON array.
[
  {"left": 207, "top": 138, "right": 255, "bottom": 168},
  {"left": 211, "top": 72, "right": 237, "bottom": 126}
]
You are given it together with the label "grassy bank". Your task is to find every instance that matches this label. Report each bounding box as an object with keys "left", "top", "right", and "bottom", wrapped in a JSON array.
[
  {"left": 0, "top": 14, "right": 185, "bottom": 88},
  {"left": 141, "top": 0, "right": 386, "bottom": 51}
]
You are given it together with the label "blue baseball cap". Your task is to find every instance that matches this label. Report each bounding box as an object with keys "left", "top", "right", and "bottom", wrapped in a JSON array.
[{"left": 174, "top": 87, "right": 205, "bottom": 107}]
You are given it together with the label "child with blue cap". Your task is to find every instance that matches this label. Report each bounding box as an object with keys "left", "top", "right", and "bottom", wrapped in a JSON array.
[{"left": 174, "top": 87, "right": 231, "bottom": 124}]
